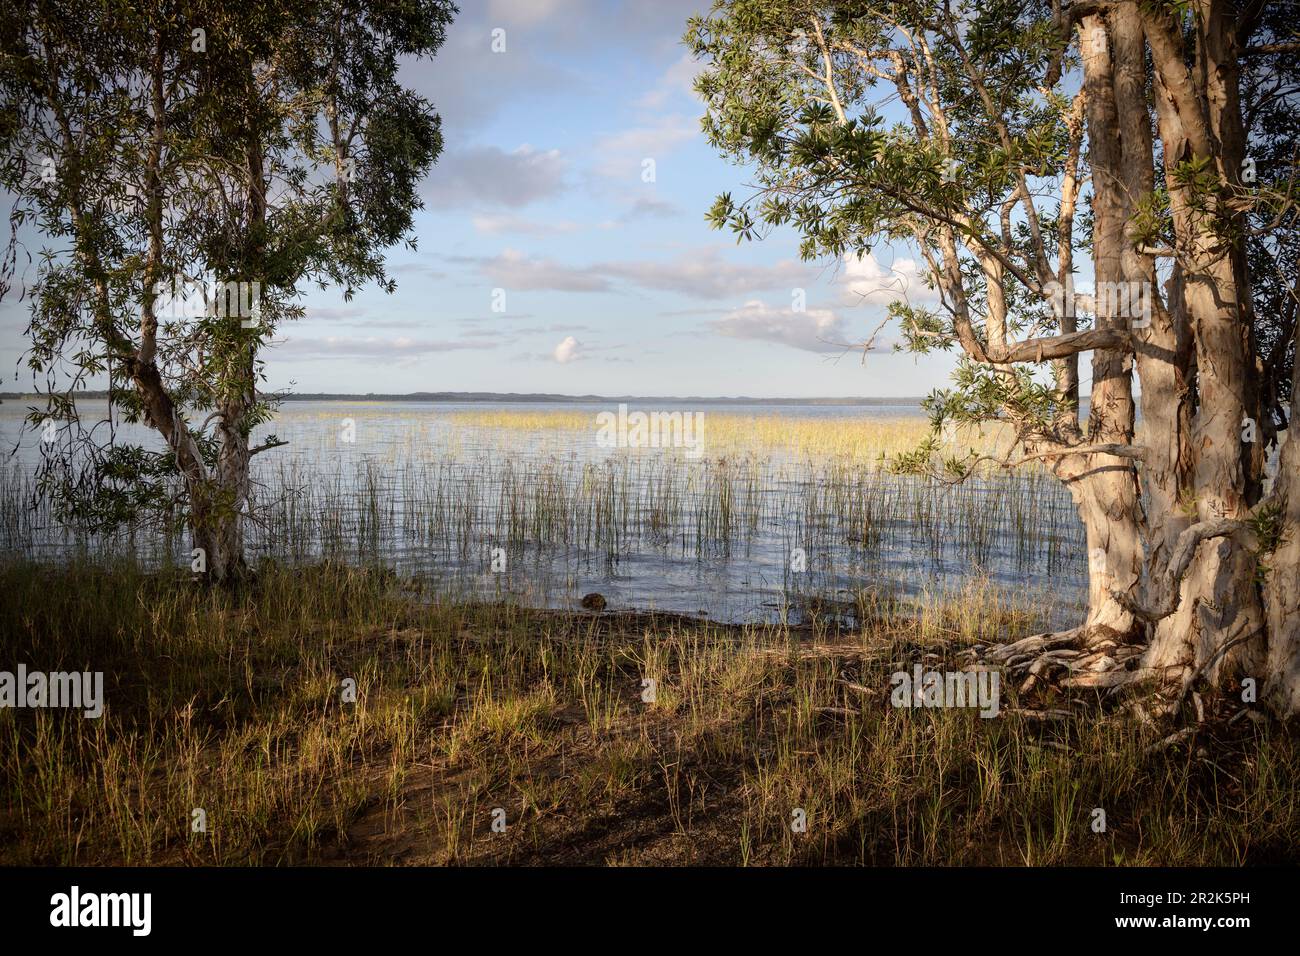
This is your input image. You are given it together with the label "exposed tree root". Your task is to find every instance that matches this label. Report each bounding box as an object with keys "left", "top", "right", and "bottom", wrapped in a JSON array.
[
  {"left": 972, "top": 623, "right": 1238, "bottom": 729},
  {"left": 973, "top": 625, "right": 1150, "bottom": 693}
]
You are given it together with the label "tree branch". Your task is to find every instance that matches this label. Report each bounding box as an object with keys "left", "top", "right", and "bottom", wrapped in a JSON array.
[
  {"left": 988, "top": 327, "right": 1131, "bottom": 364},
  {"left": 1016, "top": 442, "right": 1149, "bottom": 464},
  {"left": 249, "top": 438, "right": 288, "bottom": 457}
]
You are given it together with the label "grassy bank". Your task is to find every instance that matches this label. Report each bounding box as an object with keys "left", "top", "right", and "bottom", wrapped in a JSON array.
[{"left": 1, "top": 561, "right": 1296, "bottom": 866}]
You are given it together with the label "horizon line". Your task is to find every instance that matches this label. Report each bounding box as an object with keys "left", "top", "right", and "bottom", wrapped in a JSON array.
[{"left": 1, "top": 390, "right": 931, "bottom": 405}]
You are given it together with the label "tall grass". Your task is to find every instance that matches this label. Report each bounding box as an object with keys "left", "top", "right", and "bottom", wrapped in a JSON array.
[{"left": 1, "top": 561, "right": 1295, "bottom": 866}]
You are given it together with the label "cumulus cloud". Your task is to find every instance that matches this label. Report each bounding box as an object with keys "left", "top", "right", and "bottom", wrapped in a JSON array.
[
  {"left": 840, "top": 253, "right": 939, "bottom": 306},
  {"left": 463, "top": 247, "right": 814, "bottom": 300},
  {"left": 552, "top": 335, "right": 583, "bottom": 363},
  {"left": 709, "top": 301, "right": 852, "bottom": 354},
  {"left": 423, "top": 145, "right": 566, "bottom": 208}
]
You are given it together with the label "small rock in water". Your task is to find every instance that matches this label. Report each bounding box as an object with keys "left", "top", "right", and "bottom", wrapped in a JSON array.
[{"left": 580, "top": 592, "right": 607, "bottom": 611}]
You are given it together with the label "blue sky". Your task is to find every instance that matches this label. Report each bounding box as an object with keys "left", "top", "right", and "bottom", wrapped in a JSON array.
[{"left": 1, "top": 0, "right": 965, "bottom": 399}]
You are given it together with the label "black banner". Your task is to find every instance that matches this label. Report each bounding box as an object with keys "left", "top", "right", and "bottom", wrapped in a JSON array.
[{"left": 0, "top": 866, "right": 1284, "bottom": 942}]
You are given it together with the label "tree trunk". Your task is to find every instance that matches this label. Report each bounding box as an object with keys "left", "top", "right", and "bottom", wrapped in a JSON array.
[
  {"left": 1066, "top": 14, "right": 1143, "bottom": 646},
  {"left": 191, "top": 483, "right": 246, "bottom": 585},
  {"left": 1057, "top": 453, "right": 1142, "bottom": 643},
  {"left": 1108, "top": 2, "right": 1202, "bottom": 672},
  {"left": 1140, "top": 2, "right": 1268, "bottom": 694},
  {"left": 1264, "top": 467, "right": 1300, "bottom": 716},
  {"left": 184, "top": 62, "right": 266, "bottom": 588},
  {"left": 1263, "top": 322, "right": 1300, "bottom": 716}
]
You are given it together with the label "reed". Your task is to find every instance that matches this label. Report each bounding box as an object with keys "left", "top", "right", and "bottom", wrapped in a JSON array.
[{"left": 1, "top": 411, "right": 1086, "bottom": 624}]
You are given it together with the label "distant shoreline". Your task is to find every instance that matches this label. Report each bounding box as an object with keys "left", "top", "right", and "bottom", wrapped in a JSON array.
[{"left": 1, "top": 391, "right": 927, "bottom": 406}]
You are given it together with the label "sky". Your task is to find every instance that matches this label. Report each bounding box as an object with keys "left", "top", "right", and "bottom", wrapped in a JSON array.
[{"left": 0, "top": 0, "right": 966, "bottom": 399}]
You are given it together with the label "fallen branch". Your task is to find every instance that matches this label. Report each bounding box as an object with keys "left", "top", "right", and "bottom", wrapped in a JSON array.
[
  {"left": 984, "top": 627, "right": 1083, "bottom": 663},
  {"left": 1144, "top": 726, "right": 1196, "bottom": 756},
  {"left": 836, "top": 677, "right": 877, "bottom": 697},
  {"left": 1004, "top": 707, "right": 1074, "bottom": 722}
]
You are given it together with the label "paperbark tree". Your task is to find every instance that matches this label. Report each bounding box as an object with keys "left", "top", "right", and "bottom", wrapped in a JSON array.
[
  {"left": 1, "top": 0, "right": 455, "bottom": 582},
  {"left": 687, "top": 0, "right": 1299, "bottom": 718},
  {"left": 1090, "top": 0, "right": 1296, "bottom": 714}
]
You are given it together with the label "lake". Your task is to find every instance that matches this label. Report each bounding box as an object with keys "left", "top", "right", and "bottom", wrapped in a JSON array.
[{"left": 0, "top": 398, "right": 1088, "bottom": 626}]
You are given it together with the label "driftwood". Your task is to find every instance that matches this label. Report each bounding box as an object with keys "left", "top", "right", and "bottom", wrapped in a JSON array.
[
  {"left": 1004, "top": 707, "right": 1074, "bottom": 722},
  {"left": 983, "top": 627, "right": 1084, "bottom": 663}
]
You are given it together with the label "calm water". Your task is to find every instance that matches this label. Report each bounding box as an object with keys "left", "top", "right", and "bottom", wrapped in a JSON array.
[{"left": 0, "top": 399, "right": 1087, "bottom": 625}]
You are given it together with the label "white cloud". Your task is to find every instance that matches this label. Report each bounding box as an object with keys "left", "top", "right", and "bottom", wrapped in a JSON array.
[
  {"left": 598, "top": 249, "right": 812, "bottom": 299},
  {"left": 487, "top": 0, "right": 578, "bottom": 26},
  {"left": 709, "top": 301, "right": 852, "bottom": 354},
  {"left": 463, "top": 247, "right": 816, "bottom": 300},
  {"left": 553, "top": 335, "right": 584, "bottom": 363},
  {"left": 635, "top": 53, "right": 705, "bottom": 109},
  {"left": 478, "top": 249, "right": 610, "bottom": 292},
  {"left": 841, "top": 253, "right": 939, "bottom": 306},
  {"left": 591, "top": 115, "right": 698, "bottom": 180},
  {"left": 472, "top": 214, "right": 582, "bottom": 235}
]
